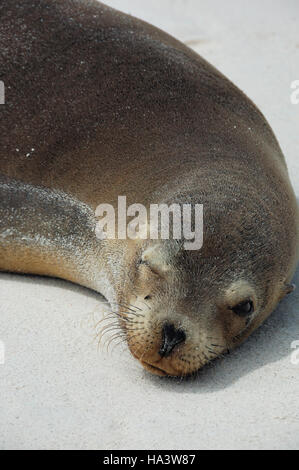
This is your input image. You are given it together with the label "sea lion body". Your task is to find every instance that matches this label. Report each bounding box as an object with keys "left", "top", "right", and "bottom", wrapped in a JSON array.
[{"left": 0, "top": 0, "right": 298, "bottom": 376}]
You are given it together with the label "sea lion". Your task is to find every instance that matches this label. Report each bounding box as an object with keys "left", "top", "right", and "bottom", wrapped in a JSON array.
[{"left": 0, "top": 0, "right": 298, "bottom": 377}]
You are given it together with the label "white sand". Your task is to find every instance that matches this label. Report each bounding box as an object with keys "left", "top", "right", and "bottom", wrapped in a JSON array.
[{"left": 0, "top": 0, "right": 298, "bottom": 450}]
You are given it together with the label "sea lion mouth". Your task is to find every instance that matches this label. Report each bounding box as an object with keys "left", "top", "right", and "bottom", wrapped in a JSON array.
[
  {"left": 140, "top": 359, "right": 182, "bottom": 377},
  {"left": 140, "top": 360, "right": 168, "bottom": 376},
  {"left": 131, "top": 349, "right": 178, "bottom": 376}
]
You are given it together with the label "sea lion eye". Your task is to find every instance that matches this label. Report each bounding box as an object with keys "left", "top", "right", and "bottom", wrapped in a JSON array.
[
  {"left": 144, "top": 295, "right": 151, "bottom": 300},
  {"left": 231, "top": 300, "right": 254, "bottom": 316}
]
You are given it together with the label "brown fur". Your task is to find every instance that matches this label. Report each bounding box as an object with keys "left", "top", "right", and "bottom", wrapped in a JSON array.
[{"left": 0, "top": 0, "right": 298, "bottom": 376}]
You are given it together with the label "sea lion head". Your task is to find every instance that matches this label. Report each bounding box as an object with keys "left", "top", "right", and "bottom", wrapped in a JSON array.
[{"left": 115, "top": 199, "right": 296, "bottom": 377}]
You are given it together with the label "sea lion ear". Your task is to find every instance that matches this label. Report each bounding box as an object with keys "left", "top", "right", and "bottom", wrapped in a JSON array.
[
  {"left": 277, "top": 283, "right": 295, "bottom": 302},
  {"left": 141, "top": 245, "right": 170, "bottom": 275},
  {"left": 284, "top": 283, "right": 296, "bottom": 295}
]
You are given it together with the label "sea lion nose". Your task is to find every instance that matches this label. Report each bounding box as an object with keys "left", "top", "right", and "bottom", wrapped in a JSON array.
[{"left": 159, "top": 323, "right": 186, "bottom": 358}]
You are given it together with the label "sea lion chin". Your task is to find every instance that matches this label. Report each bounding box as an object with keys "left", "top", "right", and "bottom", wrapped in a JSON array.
[{"left": 0, "top": 0, "right": 298, "bottom": 378}]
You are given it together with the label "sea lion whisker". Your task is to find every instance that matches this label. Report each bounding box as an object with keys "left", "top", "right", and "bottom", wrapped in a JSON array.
[
  {"left": 110, "top": 302, "right": 141, "bottom": 313},
  {"left": 111, "top": 309, "right": 145, "bottom": 320},
  {"left": 112, "top": 301, "right": 143, "bottom": 312},
  {"left": 94, "top": 318, "right": 120, "bottom": 329},
  {"left": 104, "top": 334, "right": 123, "bottom": 353},
  {"left": 109, "top": 338, "right": 128, "bottom": 354},
  {"left": 109, "top": 311, "right": 141, "bottom": 323},
  {"left": 98, "top": 325, "right": 124, "bottom": 338}
]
